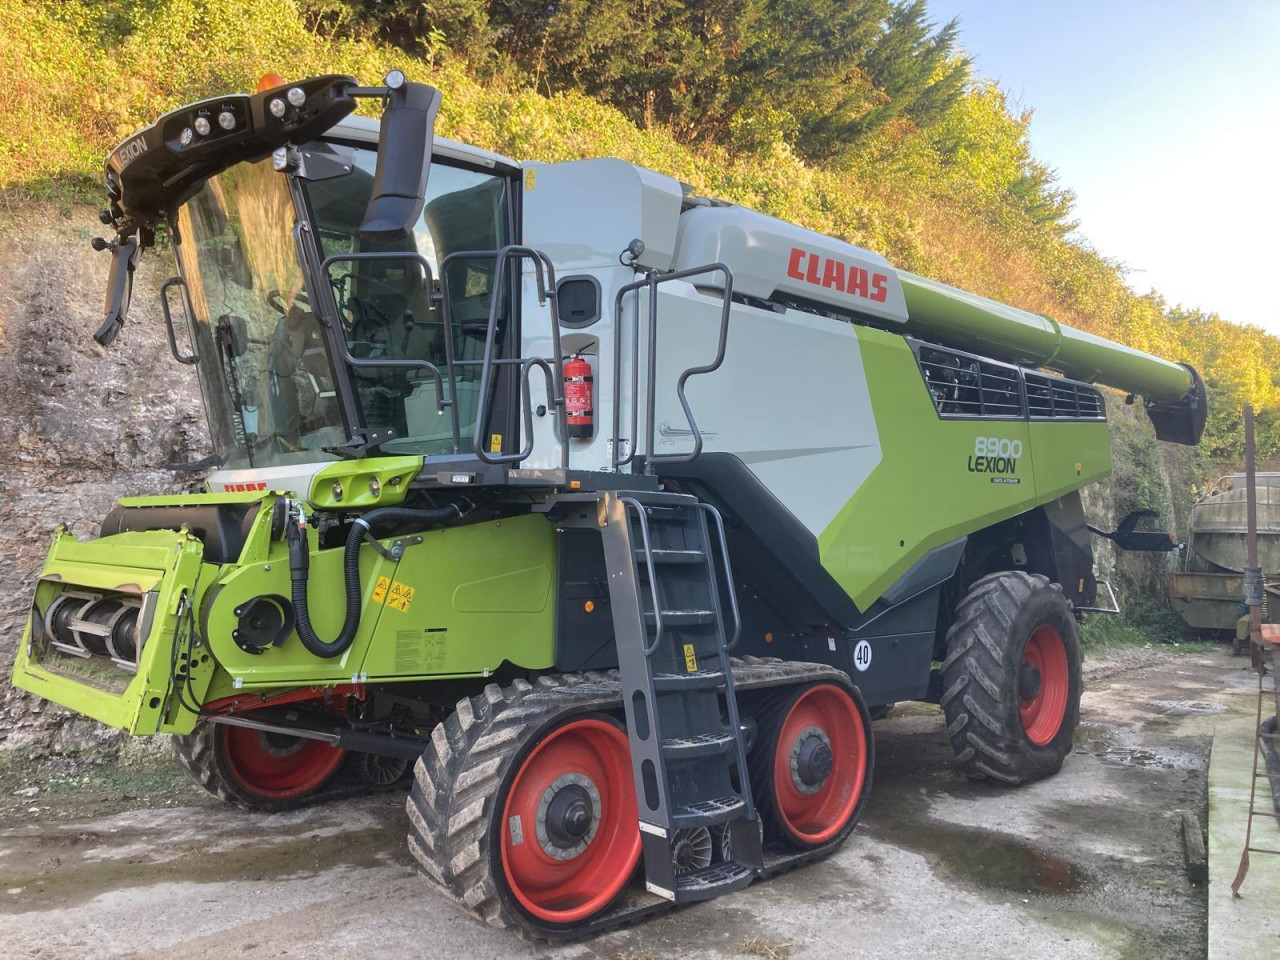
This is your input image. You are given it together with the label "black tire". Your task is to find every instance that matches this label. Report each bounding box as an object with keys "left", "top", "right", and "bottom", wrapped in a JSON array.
[
  {"left": 406, "top": 673, "right": 636, "bottom": 939},
  {"left": 940, "top": 571, "right": 1081, "bottom": 784},
  {"left": 172, "top": 720, "right": 347, "bottom": 812},
  {"left": 747, "top": 679, "right": 874, "bottom": 851}
]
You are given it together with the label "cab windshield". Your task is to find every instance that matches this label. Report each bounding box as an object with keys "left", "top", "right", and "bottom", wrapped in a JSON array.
[{"left": 175, "top": 144, "right": 510, "bottom": 469}]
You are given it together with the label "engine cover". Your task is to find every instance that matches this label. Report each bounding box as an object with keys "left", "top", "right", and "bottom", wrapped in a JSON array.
[{"left": 671, "top": 205, "right": 908, "bottom": 325}]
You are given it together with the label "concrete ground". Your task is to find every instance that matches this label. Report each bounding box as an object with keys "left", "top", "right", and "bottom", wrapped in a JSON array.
[
  {"left": 0, "top": 648, "right": 1258, "bottom": 960},
  {"left": 1206, "top": 658, "right": 1280, "bottom": 958}
]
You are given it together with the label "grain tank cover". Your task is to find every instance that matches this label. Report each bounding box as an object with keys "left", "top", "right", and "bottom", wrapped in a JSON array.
[{"left": 672, "top": 206, "right": 909, "bottom": 325}]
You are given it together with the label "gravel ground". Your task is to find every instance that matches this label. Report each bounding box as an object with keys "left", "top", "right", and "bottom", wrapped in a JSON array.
[{"left": 0, "top": 647, "right": 1249, "bottom": 960}]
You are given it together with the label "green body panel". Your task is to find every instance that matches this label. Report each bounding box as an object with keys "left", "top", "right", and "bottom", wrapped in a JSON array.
[
  {"left": 1026, "top": 421, "right": 1112, "bottom": 501},
  {"left": 10, "top": 528, "right": 214, "bottom": 735},
  {"left": 899, "top": 272, "right": 1192, "bottom": 403},
  {"left": 818, "top": 327, "right": 1112, "bottom": 610},
  {"left": 307, "top": 457, "right": 423, "bottom": 509},
  {"left": 358, "top": 514, "right": 556, "bottom": 680}
]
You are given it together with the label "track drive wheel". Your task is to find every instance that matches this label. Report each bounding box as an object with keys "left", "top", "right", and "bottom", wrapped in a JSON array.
[
  {"left": 941, "top": 570, "right": 1082, "bottom": 784},
  {"left": 749, "top": 679, "right": 874, "bottom": 850},
  {"left": 406, "top": 675, "right": 641, "bottom": 938},
  {"left": 173, "top": 718, "right": 347, "bottom": 811}
]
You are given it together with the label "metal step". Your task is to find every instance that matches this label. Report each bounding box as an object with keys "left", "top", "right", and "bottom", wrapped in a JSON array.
[
  {"left": 636, "top": 548, "right": 705, "bottom": 565},
  {"left": 644, "top": 609, "right": 716, "bottom": 627},
  {"left": 652, "top": 670, "right": 725, "bottom": 692},
  {"left": 670, "top": 795, "right": 747, "bottom": 830},
  {"left": 675, "top": 859, "right": 756, "bottom": 903},
  {"left": 639, "top": 505, "right": 692, "bottom": 523},
  {"left": 661, "top": 732, "right": 736, "bottom": 760}
]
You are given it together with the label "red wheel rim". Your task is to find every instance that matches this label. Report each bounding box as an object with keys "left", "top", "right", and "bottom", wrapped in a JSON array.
[
  {"left": 219, "top": 725, "right": 345, "bottom": 799},
  {"left": 772, "top": 683, "right": 868, "bottom": 846},
  {"left": 1019, "top": 624, "right": 1069, "bottom": 746},
  {"left": 500, "top": 717, "right": 640, "bottom": 924}
]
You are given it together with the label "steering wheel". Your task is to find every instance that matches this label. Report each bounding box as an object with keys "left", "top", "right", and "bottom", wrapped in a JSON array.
[{"left": 267, "top": 288, "right": 310, "bottom": 317}]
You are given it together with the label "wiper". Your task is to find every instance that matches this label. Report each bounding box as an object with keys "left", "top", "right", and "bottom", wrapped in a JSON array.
[{"left": 215, "top": 315, "right": 256, "bottom": 468}]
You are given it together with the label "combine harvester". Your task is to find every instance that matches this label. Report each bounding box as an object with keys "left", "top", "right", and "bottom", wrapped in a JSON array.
[{"left": 11, "top": 73, "right": 1207, "bottom": 937}]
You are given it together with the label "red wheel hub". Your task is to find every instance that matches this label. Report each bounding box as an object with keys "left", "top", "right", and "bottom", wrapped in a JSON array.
[
  {"left": 219, "top": 725, "right": 345, "bottom": 799},
  {"left": 772, "top": 683, "right": 868, "bottom": 846},
  {"left": 500, "top": 717, "right": 640, "bottom": 924},
  {"left": 1019, "top": 624, "right": 1069, "bottom": 746}
]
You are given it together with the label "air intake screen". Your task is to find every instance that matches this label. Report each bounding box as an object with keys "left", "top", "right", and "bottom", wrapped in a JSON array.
[
  {"left": 1024, "top": 372, "right": 1105, "bottom": 420},
  {"left": 917, "top": 345, "right": 1022, "bottom": 418}
]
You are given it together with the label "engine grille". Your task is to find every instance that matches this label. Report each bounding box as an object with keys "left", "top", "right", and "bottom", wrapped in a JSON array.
[
  {"left": 912, "top": 340, "right": 1106, "bottom": 422},
  {"left": 916, "top": 345, "right": 1023, "bottom": 419},
  {"left": 1024, "top": 371, "right": 1106, "bottom": 420}
]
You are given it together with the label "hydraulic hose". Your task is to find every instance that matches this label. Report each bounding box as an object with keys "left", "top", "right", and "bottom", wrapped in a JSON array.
[{"left": 288, "top": 504, "right": 462, "bottom": 658}]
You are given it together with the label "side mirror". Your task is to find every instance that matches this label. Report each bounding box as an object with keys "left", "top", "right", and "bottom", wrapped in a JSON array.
[
  {"left": 93, "top": 236, "right": 141, "bottom": 347},
  {"left": 359, "top": 80, "right": 442, "bottom": 242}
]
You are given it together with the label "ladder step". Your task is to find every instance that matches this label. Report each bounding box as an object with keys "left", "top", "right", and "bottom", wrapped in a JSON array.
[
  {"left": 661, "top": 732, "right": 736, "bottom": 760},
  {"left": 636, "top": 548, "right": 705, "bottom": 565},
  {"left": 644, "top": 609, "right": 716, "bottom": 627},
  {"left": 639, "top": 505, "right": 692, "bottom": 523},
  {"left": 653, "top": 670, "right": 725, "bottom": 692},
  {"left": 675, "top": 859, "right": 756, "bottom": 903},
  {"left": 671, "top": 796, "right": 747, "bottom": 830}
]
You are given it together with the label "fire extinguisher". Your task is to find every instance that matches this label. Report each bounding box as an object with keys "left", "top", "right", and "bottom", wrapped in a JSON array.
[{"left": 563, "top": 354, "right": 593, "bottom": 439}]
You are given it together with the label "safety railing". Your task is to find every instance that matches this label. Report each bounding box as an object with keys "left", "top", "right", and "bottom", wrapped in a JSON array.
[
  {"left": 611, "top": 263, "right": 735, "bottom": 474},
  {"left": 318, "top": 245, "right": 567, "bottom": 468},
  {"left": 439, "top": 246, "right": 567, "bottom": 467}
]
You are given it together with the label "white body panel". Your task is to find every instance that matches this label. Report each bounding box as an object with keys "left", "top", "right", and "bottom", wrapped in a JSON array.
[
  {"left": 673, "top": 206, "right": 908, "bottom": 325},
  {"left": 519, "top": 159, "right": 685, "bottom": 471},
  {"left": 207, "top": 460, "right": 332, "bottom": 497},
  {"left": 646, "top": 284, "right": 882, "bottom": 534}
]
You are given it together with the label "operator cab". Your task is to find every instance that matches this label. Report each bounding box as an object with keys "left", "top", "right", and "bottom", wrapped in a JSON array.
[
  {"left": 174, "top": 126, "right": 519, "bottom": 474},
  {"left": 92, "top": 72, "right": 532, "bottom": 490}
]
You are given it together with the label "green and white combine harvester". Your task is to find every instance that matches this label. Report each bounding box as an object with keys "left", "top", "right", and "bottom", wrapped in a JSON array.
[{"left": 10, "top": 73, "right": 1207, "bottom": 937}]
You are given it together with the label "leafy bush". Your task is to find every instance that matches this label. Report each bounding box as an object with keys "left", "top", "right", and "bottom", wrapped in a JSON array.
[{"left": 2, "top": 0, "right": 1275, "bottom": 464}]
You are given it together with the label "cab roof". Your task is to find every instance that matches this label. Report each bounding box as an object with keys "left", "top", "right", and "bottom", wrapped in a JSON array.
[{"left": 326, "top": 114, "right": 519, "bottom": 172}]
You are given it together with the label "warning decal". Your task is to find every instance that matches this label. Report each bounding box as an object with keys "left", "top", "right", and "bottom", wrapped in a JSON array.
[
  {"left": 372, "top": 576, "right": 391, "bottom": 604},
  {"left": 386, "top": 581, "right": 415, "bottom": 613},
  {"left": 683, "top": 643, "right": 698, "bottom": 672}
]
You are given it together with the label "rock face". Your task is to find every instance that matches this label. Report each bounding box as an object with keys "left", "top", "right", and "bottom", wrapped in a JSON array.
[{"left": 0, "top": 204, "right": 206, "bottom": 754}]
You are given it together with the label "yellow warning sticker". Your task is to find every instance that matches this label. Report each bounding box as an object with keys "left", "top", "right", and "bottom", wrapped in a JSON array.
[
  {"left": 524, "top": 168, "right": 536, "bottom": 191},
  {"left": 490, "top": 433, "right": 503, "bottom": 453},
  {"left": 387, "top": 581, "right": 415, "bottom": 613},
  {"left": 683, "top": 643, "right": 698, "bottom": 672},
  {"left": 372, "top": 576, "right": 391, "bottom": 604}
]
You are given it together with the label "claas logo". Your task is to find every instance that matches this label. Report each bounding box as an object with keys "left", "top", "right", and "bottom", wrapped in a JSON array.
[
  {"left": 787, "top": 247, "right": 889, "bottom": 303},
  {"left": 221, "top": 482, "right": 268, "bottom": 492}
]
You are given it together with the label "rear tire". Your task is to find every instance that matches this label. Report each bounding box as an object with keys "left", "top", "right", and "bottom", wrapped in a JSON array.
[
  {"left": 173, "top": 720, "right": 346, "bottom": 811},
  {"left": 941, "top": 571, "right": 1081, "bottom": 784}
]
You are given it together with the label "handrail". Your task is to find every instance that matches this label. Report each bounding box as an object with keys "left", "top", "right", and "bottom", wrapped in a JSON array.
[
  {"left": 621, "top": 497, "right": 665, "bottom": 656},
  {"left": 440, "top": 245, "right": 567, "bottom": 467},
  {"left": 159, "top": 277, "right": 198, "bottom": 365},
  {"left": 697, "top": 503, "right": 741, "bottom": 651},
  {"left": 320, "top": 251, "right": 458, "bottom": 452},
  {"left": 611, "top": 263, "right": 736, "bottom": 473}
]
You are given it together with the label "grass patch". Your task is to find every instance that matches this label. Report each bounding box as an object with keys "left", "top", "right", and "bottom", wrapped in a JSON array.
[{"left": 739, "top": 936, "right": 792, "bottom": 960}]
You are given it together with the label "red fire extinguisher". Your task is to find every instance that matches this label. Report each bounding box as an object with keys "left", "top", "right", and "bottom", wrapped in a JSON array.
[{"left": 563, "top": 354, "right": 593, "bottom": 439}]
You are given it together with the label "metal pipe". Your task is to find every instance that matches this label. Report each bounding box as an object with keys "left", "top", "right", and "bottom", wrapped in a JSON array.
[{"left": 899, "top": 272, "right": 1194, "bottom": 403}]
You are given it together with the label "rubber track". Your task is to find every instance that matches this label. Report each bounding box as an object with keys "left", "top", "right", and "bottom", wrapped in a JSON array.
[
  {"left": 405, "top": 656, "right": 857, "bottom": 941},
  {"left": 939, "top": 570, "right": 1068, "bottom": 784}
]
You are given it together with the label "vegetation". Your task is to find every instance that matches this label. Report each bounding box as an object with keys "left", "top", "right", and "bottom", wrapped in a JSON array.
[{"left": 2, "top": 0, "right": 1276, "bottom": 460}]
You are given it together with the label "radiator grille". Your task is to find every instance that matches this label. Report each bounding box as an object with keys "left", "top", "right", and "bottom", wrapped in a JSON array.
[
  {"left": 912, "top": 341, "right": 1106, "bottom": 422},
  {"left": 917, "top": 346, "right": 1022, "bottom": 418},
  {"left": 1024, "top": 372, "right": 1105, "bottom": 420}
]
